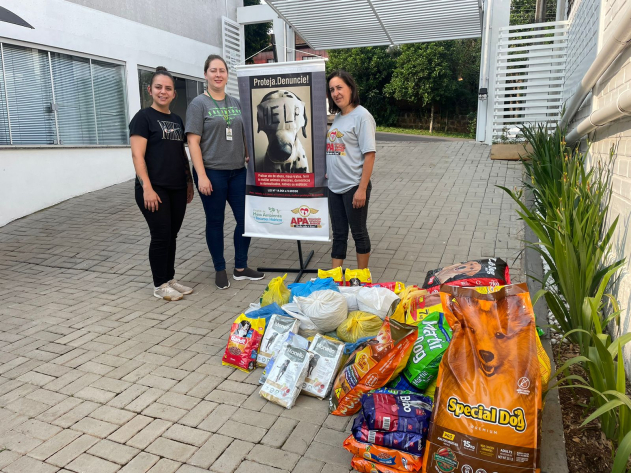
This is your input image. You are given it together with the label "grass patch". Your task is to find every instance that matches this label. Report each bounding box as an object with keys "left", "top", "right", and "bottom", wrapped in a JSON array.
[{"left": 376, "top": 126, "right": 473, "bottom": 139}]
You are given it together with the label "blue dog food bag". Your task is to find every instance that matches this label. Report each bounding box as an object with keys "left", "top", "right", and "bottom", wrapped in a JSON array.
[{"left": 360, "top": 392, "right": 432, "bottom": 433}]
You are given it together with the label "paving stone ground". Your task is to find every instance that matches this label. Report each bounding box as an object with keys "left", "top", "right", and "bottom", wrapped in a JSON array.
[{"left": 0, "top": 140, "right": 524, "bottom": 473}]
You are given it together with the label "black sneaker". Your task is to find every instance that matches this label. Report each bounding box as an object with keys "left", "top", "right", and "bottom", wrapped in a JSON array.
[
  {"left": 233, "top": 267, "right": 265, "bottom": 281},
  {"left": 215, "top": 270, "right": 230, "bottom": 289}
]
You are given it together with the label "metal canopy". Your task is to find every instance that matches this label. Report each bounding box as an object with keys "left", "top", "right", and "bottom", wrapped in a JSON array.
[
  {"left": 265, "top": 0, "right": 482, "bottom": 50},
  {"left": 0, "top": 7, "right": 34, "bottom": 29}
]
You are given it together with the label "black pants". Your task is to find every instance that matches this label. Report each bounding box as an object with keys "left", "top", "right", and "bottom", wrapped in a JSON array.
[
  {"left": 328, "top": 182, "right": 372, "bottom": 260},
  {"left": 135, "top": 185, "right": 187, "bottom": 287}
]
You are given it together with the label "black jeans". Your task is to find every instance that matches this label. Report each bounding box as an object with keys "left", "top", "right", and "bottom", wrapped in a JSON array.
[
  {"left": 135, "top": 185, "right": 187, "bottom": 287},
  {"left": 328, "top": 182, "right": 372, "bottom": 260}
]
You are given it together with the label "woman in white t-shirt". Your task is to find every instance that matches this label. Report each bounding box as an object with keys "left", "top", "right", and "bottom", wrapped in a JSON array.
[{"left": 325, "top": 70, "right": 377, "bottom": 270}]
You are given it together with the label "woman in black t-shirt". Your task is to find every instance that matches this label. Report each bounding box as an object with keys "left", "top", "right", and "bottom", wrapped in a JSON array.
[{"left": 130, "top": 67, "right": 195, "bottom": 301}]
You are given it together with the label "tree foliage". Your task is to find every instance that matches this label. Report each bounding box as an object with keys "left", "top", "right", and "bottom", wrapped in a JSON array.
[
  {"left": 244, "top": 0, "right": 272, "bottom": 63},
  {"left": 326, "top": 46, "right": 400, "bottom": 126},
  {"left": 510, "top": 0, "right": 557, "bottom": 25}
]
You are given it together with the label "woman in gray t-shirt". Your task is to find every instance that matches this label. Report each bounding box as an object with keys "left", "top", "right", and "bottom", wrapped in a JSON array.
[
  {"left": 325, "top": 70, "right": 377, "bottom": 271},
  {"left": 186, "top": 55, "right": 265, "bottom": 289}
]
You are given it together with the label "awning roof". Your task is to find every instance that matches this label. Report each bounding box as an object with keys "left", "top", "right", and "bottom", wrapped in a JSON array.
[{"left": 265, "top": 0, "right": 482, "bottom": 50}]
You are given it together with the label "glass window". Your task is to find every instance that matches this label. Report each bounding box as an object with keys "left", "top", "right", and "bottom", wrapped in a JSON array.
[
  {"left": 0, "top": 42, "right": 128, "bottom": 146},
  {"left": 138, "top": 69, "right": 204, "bottom": 127}
]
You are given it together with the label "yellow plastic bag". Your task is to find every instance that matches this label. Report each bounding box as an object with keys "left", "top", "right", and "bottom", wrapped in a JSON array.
[
  {"left": 337, "top": 310, "right": 384, "bottom": 343},
  {"left": 318, "top": 267, "right": 343, "bottom": 285},
  {"left": 344, "top": 268, "right": 372, "bottom": 286},
  {"left": 260, "top": 274, "right": 291, "bottom": 307}
]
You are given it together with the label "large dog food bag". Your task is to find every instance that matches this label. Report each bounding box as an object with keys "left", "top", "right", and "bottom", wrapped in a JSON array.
[
  {"left": 222, "top": 313, "right": 266, "bottom": 372},
  {"left": 318, "top": 267, "right": 344, "bottom": 285},
  {"left": 361, "top": 392, "right": 432, "bottom": 433},
  {"left": 422, "top": 258, "right": 510, "bottom": 293},
  {"left": 256, "top": 314, "right": 300, "bottom": 367},
  {"left": 259, "top": 332, "right": 308, "bottom": 385},
  {"left": 402, "top": 311, "right": 452, "bottom": 390},
  {"left": 260, "top": 342, "right": 312, "bottom": 409},
  {"left": 345, "top": 268, "right": 372, "bottom": 286},
  {"left": 330, "top": 318, "right": 417, "bottom": 416},
  {"left": 352, "top": 416, "right": 425, "bottom": 456},
  {"left": 302, "top": 334, "right": 345, "bottom": 399},
  {"left": 344, "top": 436, "right": 423, "bottom": 472},
  {"left": 423, "top": 284, "right": 550, "bottom": 473},
  {"left": 391, "top": 287, "right": 442, "bottom": 326}
]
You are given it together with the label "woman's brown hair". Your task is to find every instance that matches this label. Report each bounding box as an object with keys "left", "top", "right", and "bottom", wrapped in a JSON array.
[
  {"left": 326, "top": 69, "right": 360, "bottom": 114},
  {"left": 204, "top": 54, "right": 228, "bottom": 74}
]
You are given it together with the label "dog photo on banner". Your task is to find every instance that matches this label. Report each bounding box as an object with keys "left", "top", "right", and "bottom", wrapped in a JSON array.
[{"left": 237, "top": 60, "right": 329, "bottom": 242}]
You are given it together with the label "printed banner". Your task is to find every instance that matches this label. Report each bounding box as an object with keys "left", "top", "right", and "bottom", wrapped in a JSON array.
[{"left": 237, "top": 60, "right": 329, "bottom": 241}]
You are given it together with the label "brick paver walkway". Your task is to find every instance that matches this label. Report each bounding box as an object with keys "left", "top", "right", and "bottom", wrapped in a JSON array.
[{"left": 0, "top": 140, "right": 523, "bottom": 473}]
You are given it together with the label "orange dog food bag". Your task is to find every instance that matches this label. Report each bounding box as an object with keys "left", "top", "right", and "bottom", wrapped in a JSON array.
[
  {"left": 423, "top": 283, "right": 550, "bottom": 473},
  {"left": 330, "top": 318, "right": 417, "bottom": 416},
  {"left": 344, "top": 435, "right": 423, "bottom": 471}
]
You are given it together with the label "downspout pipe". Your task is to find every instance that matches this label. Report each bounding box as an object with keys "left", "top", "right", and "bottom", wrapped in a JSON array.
[
  {"left": 559, "top": 3, "right": 631, "bottom": 129},
  {"left": 566, "top": 89, "right": 631, "bottom": 145}
]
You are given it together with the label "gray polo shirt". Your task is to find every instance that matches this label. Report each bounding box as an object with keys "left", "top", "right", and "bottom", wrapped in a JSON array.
[
  {"left": 325, "top": 106, "right": 377, "bottom": 194},
  {"left": 185, "top": 93, "right": 246, "bottom": 170}
]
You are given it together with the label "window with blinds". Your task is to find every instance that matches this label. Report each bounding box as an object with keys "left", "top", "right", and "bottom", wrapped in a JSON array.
[
  {"left": 138, "top": 69, "right": 205, "bottom": 127},
  {"left": 0, "top": 42, "right": 128, "bottom": 146}
]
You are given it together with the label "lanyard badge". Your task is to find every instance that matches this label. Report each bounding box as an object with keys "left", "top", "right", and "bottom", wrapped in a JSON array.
[{"left": 207, "top": 92, "right": 233, "bottom": 141}]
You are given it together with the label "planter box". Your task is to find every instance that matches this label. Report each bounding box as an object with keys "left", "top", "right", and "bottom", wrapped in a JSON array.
[{"left": 491, "top": 143, "right": 533, "bottom": 161}]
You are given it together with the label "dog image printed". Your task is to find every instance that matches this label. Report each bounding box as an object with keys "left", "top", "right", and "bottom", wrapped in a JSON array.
[{"left": 256, "top": 90, "right": 309, "bottom": 173}]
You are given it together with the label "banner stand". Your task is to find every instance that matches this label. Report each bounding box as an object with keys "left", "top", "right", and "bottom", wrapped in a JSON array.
[{"left": 257, "top": 240, "right": 318, "bottom": 284}]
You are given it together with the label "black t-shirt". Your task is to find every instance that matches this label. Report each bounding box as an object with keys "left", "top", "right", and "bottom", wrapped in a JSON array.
[{"left": 129, "top": 107, "right": 187, "bottom": 189}]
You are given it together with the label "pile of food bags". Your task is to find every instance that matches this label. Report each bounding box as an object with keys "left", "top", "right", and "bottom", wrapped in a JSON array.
[{"left": 220, "top": 258, "right": 551, "bottom": 473}]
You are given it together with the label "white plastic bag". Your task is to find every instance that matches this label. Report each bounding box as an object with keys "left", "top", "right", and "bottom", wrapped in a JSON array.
[
  {"left": 339, "top": 286, "right": 362, "bottom": 312},
  {"left": 295, "top": 290, "right": 348, "bottom": 333},
  {"left": 282, "top": 302, "right": 321, "bottom": 338},
  {"left": 357, "top": 287, "right": 400, "bottom": 320}
]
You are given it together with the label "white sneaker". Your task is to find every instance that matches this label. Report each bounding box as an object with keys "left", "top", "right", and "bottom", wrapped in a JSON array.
[
  {"left": 168, "top": 279, "right": 193, "bottom": 295},
  {"left": 154, "top": 283, "right": 183, "bottom": 301}
]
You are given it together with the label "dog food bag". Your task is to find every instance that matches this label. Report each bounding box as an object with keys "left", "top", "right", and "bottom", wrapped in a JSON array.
[
  {"left": 423, "top": 284, "right": 550, "bottom": 473},
  {"left": 260, "top": 342, "right": 313, "bottom": 409},
  {"left": 295, "top": 290, "right": 348, "bottom": 333},
  {"left": 350, "top": 456, "right": 413, "bottom": 473},
  {"left": 337, "top": 311, "right": 384, "bottom": 343},
  {"left": 259, "top": 332, "right": 308, "bottom": 384},
  {"left": 256, "top": 314, "right": 300, "bottom": 368},
  {"left": 423, "top": 379, "right": 437, "bottom": 401},
  {"left": 402, "top": 311, "right": 452, "bottom": 390},
  {"left": 365, "top": 281, "right": 406, "bottom": 295},
  {"left": 318, "top": 267, "right": 344, "bottom": 285},
  {"left": 422, "top": 258, "right": 511, "bottom": 294},
  {"left": 345, "top": 268, "right": 372, "bottom": 286},
  {"left": 260, "top": 274, "right": 291, "bottom": 307},
  {"left": 302, "top": 334, "right": 345, "bottom": 399},
  {"left": 330, "top": 318, "right": 418, "bottom": 416},
  {"left": 352, "top": 416, "right": 425, "bottom": 456},
  {"left": 361, "top": 392, "right": 432, "bottom": 433},
  {"left": 357, "top": 287, "right": 401, "bottom": 320},
  {"left": 387, "top": 375, "right": 424, "bottom": 394},
  {"left": 339, "top": 286, "right": 362, "bottom": 312},
  {"left": 344, "top": 436, "right": 423, "bottom": 472},
  {"left": 391, "top": 287, "right": 442, "bottom": 326},
  {"left": 222, "top": 313, "right": 267, "bottom": 372}
]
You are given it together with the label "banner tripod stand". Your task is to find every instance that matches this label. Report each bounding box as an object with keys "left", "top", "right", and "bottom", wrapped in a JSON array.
[{"left": 257, "top": 240, "right": 319, "bottom": 284}]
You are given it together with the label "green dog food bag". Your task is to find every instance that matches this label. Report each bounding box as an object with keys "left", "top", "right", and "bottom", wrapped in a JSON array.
[{"left": 403, "top": 311, "right": 452, "bottom": 390}]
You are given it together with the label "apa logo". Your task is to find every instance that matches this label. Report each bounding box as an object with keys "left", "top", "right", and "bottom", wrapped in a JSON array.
[
  {"left": 328, "top": 128, "right": 344, "bottom": 142},
  {"left": 292, "top": 206, "right": 319, "bottom": 218}
]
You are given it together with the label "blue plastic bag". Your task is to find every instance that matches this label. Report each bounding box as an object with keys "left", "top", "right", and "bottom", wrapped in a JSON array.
[
  {"left": 246, "top": 303, "right": 288, "bottom": 326},
  {"left": 288, "top": 277, "right": 339, "bottom": 302}
]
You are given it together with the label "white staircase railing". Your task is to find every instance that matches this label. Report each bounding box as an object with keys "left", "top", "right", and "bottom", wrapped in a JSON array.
[{"left": 492, "top": 20, "right": 569, "bottom": 142}]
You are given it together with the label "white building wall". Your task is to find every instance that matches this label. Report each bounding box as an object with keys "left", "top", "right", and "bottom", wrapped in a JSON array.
[
  {"left": 0, "top": 0, "right": 238, "bottom": 226},
  {"left": 588, "top": 0, "right": 631, "bottom": 374},
  {"left": 563, "top": 0, "right": 601, "bottom": 125}
]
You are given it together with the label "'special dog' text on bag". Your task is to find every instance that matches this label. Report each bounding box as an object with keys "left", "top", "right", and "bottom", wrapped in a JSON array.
[{"left": 423, "top": 284, "right": 550, "bottom": 473}]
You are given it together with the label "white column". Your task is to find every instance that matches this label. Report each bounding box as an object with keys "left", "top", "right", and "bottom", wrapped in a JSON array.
[{"left": 273, "top": 17, "right": 286, "bottom": 62}]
